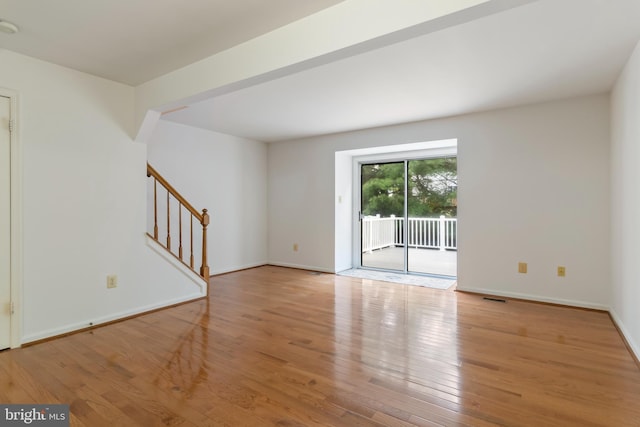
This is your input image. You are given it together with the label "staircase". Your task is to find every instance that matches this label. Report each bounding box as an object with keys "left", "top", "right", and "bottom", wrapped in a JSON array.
[{"left": 146, "top": 163, "right": 210, "bottom": 280}]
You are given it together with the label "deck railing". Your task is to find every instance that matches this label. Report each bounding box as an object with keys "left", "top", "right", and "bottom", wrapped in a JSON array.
[{"left": 362, "top": 215, "right": 457, "bottom": 253}]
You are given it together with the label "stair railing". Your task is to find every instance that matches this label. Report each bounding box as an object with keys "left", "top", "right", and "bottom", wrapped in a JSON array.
[{"left": 146, "top": 163, "right": 210, "bottom": 279}]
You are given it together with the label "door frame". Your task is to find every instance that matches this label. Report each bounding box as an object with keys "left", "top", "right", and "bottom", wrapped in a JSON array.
[
  {"left": 1, "top": 87, "right": 22, "bottom": 348},
  {"left": 352, "top": 144, "right": 457, "bottom": 272}
]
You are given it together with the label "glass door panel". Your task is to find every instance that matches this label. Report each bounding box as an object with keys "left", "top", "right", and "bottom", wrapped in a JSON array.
[
  {"left": 407, "top": 158, "right": 457, "bottom": 276},
  {"left": 361, "top": 162, "right": 405, "bottom": 271}
]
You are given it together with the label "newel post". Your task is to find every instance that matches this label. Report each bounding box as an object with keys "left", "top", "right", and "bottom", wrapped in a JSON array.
[{"left": 200, "top": 209, "right": 210, "bottom": 278}]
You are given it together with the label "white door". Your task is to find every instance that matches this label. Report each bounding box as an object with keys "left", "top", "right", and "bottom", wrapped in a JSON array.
[{"left": 0, "top": 95, "right": 11, "bottom": 350}]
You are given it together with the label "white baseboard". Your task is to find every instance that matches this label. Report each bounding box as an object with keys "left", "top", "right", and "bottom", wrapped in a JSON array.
[
  {"left": 267, "top": 261, "right": 335, "bottom": 274},
  {"left": 456, "top": 286, "right": 609, "bottom": 311},
  {"left": 609, "top": 309, "right": 640, "bottom": 363},
  {"left": 21, "top": 292, "right": 204, "bottom": 345},
  {"left": 212, "top": 261, "right": 268, "bottom": 276}
]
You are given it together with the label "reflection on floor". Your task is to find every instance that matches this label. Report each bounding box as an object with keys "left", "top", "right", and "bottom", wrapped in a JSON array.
[
  {"left": 362, "top": 247, "right": 457, "bottom": 276},
  {"left": 337, "top": 268, "right": 456, "bottom": 290}
]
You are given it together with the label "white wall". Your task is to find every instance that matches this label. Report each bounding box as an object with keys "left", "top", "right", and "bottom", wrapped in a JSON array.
[
  {"left": 334, "top": 151, "right": 353, "bottom": 273},
  {"left": 269, "top": 95, "right": 611, "bottom": 308},
  {"left": 269, "top": 139, "right": 338, "bottom": 272},
  {"left": 1, "top": 50, "right": 205, "bottom": 344},
  {"left": 148, "top": 120, "right": 268, "bottom": 274},
  {"left": 611, "top": 41, "right": 640, "bottom": 358}
]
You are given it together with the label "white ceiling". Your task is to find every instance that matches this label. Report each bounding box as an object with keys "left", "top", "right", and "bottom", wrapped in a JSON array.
[
  {"left": 2, "top": 1, "right": 640, "bottom": 143},
  {"left": 163, "top": 0, "right": 640, "bottom": 142},
  {"left": 0, "top": 0, "right": 343, "bottom": 85}
]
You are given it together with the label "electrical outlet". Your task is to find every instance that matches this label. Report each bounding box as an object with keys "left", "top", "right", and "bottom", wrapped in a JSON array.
[
  {"left": 293, "top": 243, "right": 299, "bottom": 252},
  {"left": 518, "top": 262, "right": 527, "bottom": 274},
  {"left": 107, "top": 275, "right": 118, "bottom": 289},
  {"left": 557, "top": 266, "right": 566, "bottom": 277}
]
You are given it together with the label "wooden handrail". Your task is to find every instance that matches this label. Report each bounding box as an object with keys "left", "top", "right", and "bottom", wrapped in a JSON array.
[
  {"left": 147, "top": 163, "right": 202, "bottom": 222},
  {"left": 147, "top": 163, "right": 210, "bottom": 280}
]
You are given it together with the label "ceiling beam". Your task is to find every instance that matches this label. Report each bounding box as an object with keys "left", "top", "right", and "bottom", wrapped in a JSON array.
[{"left": 134, "top": 0, "right": 537, "bottom": 141}]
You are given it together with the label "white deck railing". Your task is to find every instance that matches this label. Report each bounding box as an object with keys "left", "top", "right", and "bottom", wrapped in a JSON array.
[{"left": 362, "top": 215, "right": 457, "bottom": 252}]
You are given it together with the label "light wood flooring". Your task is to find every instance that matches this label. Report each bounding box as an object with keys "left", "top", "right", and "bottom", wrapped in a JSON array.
[{"left": 1, "top": 265, "right": 639, "bottom": 426}]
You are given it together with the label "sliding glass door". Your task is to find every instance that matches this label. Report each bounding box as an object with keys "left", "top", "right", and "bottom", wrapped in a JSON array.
[
  {"left": 360, "top": 157, "right": 457, "bottom": 277},
  {"left": 360, "top": 162, "right": 405, "bottom": 271}
]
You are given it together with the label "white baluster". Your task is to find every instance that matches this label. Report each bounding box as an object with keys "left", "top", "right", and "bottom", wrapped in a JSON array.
[{"left": 439, "top": 215, "right": 446, "bottom": 251}]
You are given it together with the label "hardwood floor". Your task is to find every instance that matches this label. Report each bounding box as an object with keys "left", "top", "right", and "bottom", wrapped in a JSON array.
[{"left": 1, "top": 265, "right": 639, "bottom": 426}]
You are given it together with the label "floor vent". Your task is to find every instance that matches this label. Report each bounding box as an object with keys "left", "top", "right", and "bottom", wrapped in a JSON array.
[{"left": 483, "top": 297, "right": 507, "bottom": 303}]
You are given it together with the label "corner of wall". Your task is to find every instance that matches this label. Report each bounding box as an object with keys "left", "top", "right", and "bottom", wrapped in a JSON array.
[
  {"left": 609, "top": 39, "right": 640, "bottom": 367},
  {"left": 609, "top": 308, "right": 640, "bottom": 364}
]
